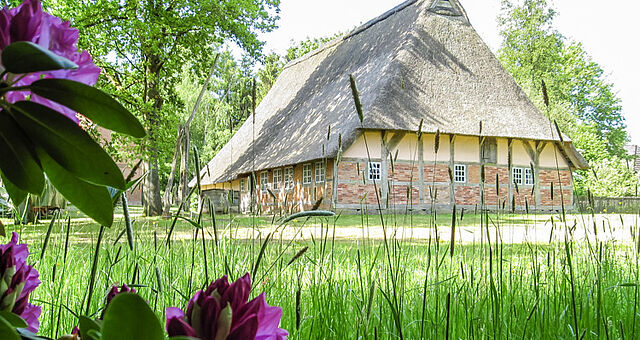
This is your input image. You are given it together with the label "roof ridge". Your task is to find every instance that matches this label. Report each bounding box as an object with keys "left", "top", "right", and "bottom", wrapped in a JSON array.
[{"left": 282, "top": 0, "right": 419, "bottom": 71}]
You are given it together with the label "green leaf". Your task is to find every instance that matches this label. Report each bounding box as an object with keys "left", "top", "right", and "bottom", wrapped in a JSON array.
[
  {"left": 10, "top": 101, "right": 125, "bottom": 190},
  {"left": 79, "top": 316, "right": 101, "bottom": 340},
  {"left": 0, "top": 312, "right": 27, "bottom": 328},
  {"left": 29, "top": 79, "right": 146, "bottom": 138},
  {"left": 1, "top": 41, "right": 77, "bottom": 74},
  {"left": 0, "top": 173, "right": 27, "bottom": 207},
  {"left": 0, "top": 315, "right": 20, "bottom": 340},
  {"left": 101, "top": 294, "right": 164, "bottom": 340},
  {"left": 16, "top": 328, "right": 51, "bottom": 339},
  {"left": 38, "top": 150, "right": 114, "bottom": 227},
  {"left": 0, "top": 111, "right": 44, "bottom": 195}
]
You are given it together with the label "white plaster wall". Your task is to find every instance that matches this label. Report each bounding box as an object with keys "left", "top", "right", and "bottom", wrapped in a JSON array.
[
  {"left": 540, "top": 143, "right": 569, "bottom": 168},
  {"left": 423, "top": 133, "right": 451, "bottom": 161},
  {"left": 512, "top": 140, "right": 534, "bottom": 166},
  {"left": 393, "top": 133, "right": 419, "bottom": 161},
  {"left": 343, "top": 131, "right": 382, "bottom": 159},
  {"left": 454, "top": 136, "right": 479, "bottom": 162},
  {"left": 497, "top": 138, "right": 509, "bottom": 165}
]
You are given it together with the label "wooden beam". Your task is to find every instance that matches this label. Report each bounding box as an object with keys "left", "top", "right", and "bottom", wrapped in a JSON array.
[
  {"left": 507, "top": 138, "right": 513, "bottom": 211},
  {"left": 418, "top": 136, "right": 425, "bottom": 204},
  {"left": 449, "top": 134, "right": 455, "bottom": 206},
  {"left": 386, "top": 131, "right": 406, "bottom": 151},
  {"left": 332, "top": 159, "right": 339, "bottom": 209},
  {"left": 381, "top": 130, "right": 389, "bottom": 210}
]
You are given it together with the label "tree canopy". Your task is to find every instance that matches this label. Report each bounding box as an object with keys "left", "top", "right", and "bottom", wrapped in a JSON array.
[
  {"left": 49, "top": 0, "right": 281, "bottom": 215},
  {"left": 498, "top": 0, "right": 636, "bottom": 196},
  {"left": 498, "top": 0, "right": 627, "bottom": 157}
]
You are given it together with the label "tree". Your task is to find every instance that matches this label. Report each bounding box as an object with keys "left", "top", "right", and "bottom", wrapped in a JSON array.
[
  {"left": 498, "top": 0, "right": 627, "bottom": 157},
  {"left": 49, "top": 0, "right": 280, "bottom": 215}
]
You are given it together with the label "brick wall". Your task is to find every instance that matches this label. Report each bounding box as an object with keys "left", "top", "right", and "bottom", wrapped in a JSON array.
[
  {"left": 207, "top": 158, "right": 575, "bottom": 214},
  {"left": 239, "top": 160, "right": 334, "bottom": 214},
  {"left": 335, "top": 158, "right": 574, "bottom": 211}
]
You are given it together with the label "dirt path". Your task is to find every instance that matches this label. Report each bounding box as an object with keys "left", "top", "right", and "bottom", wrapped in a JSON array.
[{"left": 171, "top": 214, "right": 640, "bottom": 245}]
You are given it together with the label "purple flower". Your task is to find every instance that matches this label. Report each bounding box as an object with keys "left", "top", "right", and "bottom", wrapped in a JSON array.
[
  {"left": 166, "top": 273, "right": 288, "bottom": 340},
  {"left": 101, "top": 284, "right": 135, "bottom": 318},
  {"left": 0, "top": 232, "right": 41, "bottom": 332},
  {"left": 0, "top": 0, "right": 100, "bottom": 121}
]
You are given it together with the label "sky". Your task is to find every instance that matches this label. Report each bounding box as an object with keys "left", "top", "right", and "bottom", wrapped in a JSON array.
[{"left": 257, "top": 0, "right": 640, "bottom": 145}]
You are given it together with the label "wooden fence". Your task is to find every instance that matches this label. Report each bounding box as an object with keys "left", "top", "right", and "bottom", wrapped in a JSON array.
[{"left": 574, "top": 196, "right": 640, "bottom": 213}]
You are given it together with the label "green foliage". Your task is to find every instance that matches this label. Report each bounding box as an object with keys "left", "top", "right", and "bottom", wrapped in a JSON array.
[
  {"left": 1, "top": 41, "right": 77, "bottom": 73},
  {"left": 48, "top": 0, "right": 281, "bottom": 215},
  {"left": 102, "top": 294, "right": 164, "bottom": 340},
  {"left": 574, "top": 157, "right": 639, "bottom": 197},
  {"left": 498, "top": 0, "right": 627, "bottom": 157},
  {"left": 0, "top": 42, "right": 144, "bottom": 226},
  {"left": 285, "top": 33, "right": 341, "bottom": 62}
]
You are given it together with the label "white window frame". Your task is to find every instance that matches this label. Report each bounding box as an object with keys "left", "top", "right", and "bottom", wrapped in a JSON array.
[
  {"left": 302, "top": 164, "right": 312, "bottom": 185},
  {"left": 512, "top": 167, "right": 523, "bottom": 185},
  {"left": 453, "top": 164, "right": 467, "bottom": 183},
  {"left": 367, "top": 162, "right": 382, "bottom": 181},
  {"left": 273, "top": 169, "right": 282, "bottom": 190},
  {"left": 260, "top": 171, "right": 269, "bottom": 192},
  {"left": 284, "top": 167, "right": 294, "bottom": 190},
  {"left": 513, "top": 167, "right": 535, "bottom": 186},
  {"left": 524, "top": 167, "right": 534, "bottom": 185},
  {"left": 315, "top": 162, "right": 325, "bottom": 183}
]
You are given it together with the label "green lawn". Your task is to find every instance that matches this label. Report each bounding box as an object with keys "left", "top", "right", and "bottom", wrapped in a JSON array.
[{"left": 4, "top": 209, "right": 640, "bottom": 339}]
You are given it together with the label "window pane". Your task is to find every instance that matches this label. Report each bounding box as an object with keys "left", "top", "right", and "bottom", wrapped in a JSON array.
[
  {"left": 524, "top": 168, "right": 534, "bottom": 185},
  {"left": 368, "top": 162, "right": 381, "bottom": 181},
  {"left": 315, "top": 162, "right": 325, "bottom": 183},
  {"left": 454, "top": 164, "right": 466, "bottom": 183},
  {"left": 273, "top": 169, "right": 281, "bottom": 190},
  {"left": 513, "top": 168, "right": 523, "bottom": 185},
  {"left": 303, "top": 164, "right": 312, "bottom": 184},
  {"left": 285, "top": 167, "right": 294, "bottom": 189}
]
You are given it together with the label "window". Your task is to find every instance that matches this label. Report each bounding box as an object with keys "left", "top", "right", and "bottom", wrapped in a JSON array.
[
  {"left": 273, "top": 169, "right": 282, "bottom": 190},
  {"left": 367, "top": 162, "right": 381, "bottom": 181},
  {"left": 512, "top": 167, "right": 523, "bottom": 185},
  {"left": 513, "top": 167, "right": 535, "bottom": 186},
  {"left": 524, "top": 168, "right": 534, "bottom": 185},
  {"left": 454, "top": 164, "right": 466, "bottom": 183},
  {"left": 481, "top": 137, "right": 497, "bottom": 164},
  {"left": 303, "top": 164, "right": 312, "bottom": 185},
  {"left": 284, "top": 167, "right": 294, "bottom": 190},
  {"left": 315, "top": 162, "right": 325, "bottom": 183},
  {"left": 260, "top": 171, "right": 268, "bottom": 192},
  {"left": 240, "top": 178, "right": 245, "bottom": 192}
]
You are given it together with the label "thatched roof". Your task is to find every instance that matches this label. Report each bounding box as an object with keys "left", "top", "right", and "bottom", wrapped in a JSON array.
[{"left": 197, "top": 0, "right": 587, "bottom": 186}]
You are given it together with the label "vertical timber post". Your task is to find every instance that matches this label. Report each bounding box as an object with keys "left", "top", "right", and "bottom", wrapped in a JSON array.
[
  {"left": 508, "top": 138, "right": 513, "bottom": 211},
  {"left": 381, "top": 130, "right": 389, "bottom": 211},
  {"left": 418, "top": 137, "right": 425, "bottom": 206},
  {"left": 449, "top": 134, "right": 455, "bottom": 207},
  {"left": 332, "top": 159, "right": 339, "bottom": 210}
]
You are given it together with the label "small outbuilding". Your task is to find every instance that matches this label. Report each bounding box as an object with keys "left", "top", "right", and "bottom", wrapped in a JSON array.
[{"left": 196, "top": 0, "right": 588, "bottom": 213}]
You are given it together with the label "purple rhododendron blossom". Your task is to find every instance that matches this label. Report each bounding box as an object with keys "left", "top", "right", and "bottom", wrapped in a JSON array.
[
  {"left": 166, "top": 273, "right": 288, "bottom": 340},
  {"left": 0, "top": 232, "right": 41, "bottom": 332},
  {"left": 100, "top": 283, "right": 135, "bottom": 318},
  {"left": 0, "top": 0, "right": 100, "bottom": 121}
]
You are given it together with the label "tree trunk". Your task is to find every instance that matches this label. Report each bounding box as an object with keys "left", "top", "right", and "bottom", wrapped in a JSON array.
[
  {"left": 178, "top": 128, "right": 190, "bottom": 211},
  {"left": 143, "top": 55, "right": 164, "bottom": 216},
  {"left": 162, "top": 126, "right": 184, "bottom": 216}
]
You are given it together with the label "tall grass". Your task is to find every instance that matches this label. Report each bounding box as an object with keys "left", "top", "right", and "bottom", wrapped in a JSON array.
[{"left": 10, "top": 207, "right": 640, "bottom": 339}]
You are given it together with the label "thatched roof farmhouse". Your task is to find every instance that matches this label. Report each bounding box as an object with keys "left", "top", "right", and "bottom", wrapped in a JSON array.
[{"left": 197, "top": 0, "right": 588, "bottom": 213}]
